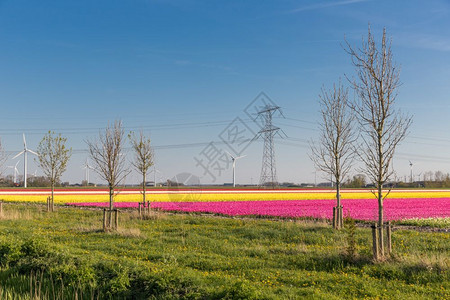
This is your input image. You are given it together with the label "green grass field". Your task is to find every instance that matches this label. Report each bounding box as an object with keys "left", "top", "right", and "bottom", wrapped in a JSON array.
[{"left": 0, "top": 203, "right": 448, "bottom": 299}]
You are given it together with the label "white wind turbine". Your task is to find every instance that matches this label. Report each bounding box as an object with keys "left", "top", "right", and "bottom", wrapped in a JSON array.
[
  {"left": 82, "top": 158, "right": 95, "bottom": 185},
  {"left": 12, "top": 134, "right": 37, "bottom": 188},
  {"left": 150, "top": 165, "right": 163, "bottom": 187},
  {"left": 226, "top": 151, "right": 246, "bottom": 187},
  {"left": 7, "top": 161, "right": 20, "bottom": 184}
]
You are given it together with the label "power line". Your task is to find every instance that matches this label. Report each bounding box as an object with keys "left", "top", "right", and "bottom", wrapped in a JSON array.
[{"left": 0, "top": 119, "right": 249, "bottom": 135}]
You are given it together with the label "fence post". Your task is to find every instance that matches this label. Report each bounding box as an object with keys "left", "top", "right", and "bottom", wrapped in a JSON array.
[
  {"left": 103, "top": 209, "right": 107, "bottom": 232},
  {"left": 386, "top": 221, "right": 392, "bottom": 256},
  {"left": 371, "top": 224, "right": 379, "bottom": 260},
  {"left": 114, "top": 209, "right": 119, "bottom": 230},
  {"left": 0, "top": 201, "right": 3, "bottom": 217},
  {"left": 138, "top": 203, "right": 142, "bottom": 217},
  {"left": 339, "top": 206, "right": 343, "bottom": 229},
  {"left": 332, "top": 206, "right": 336, "bottom": 229}
]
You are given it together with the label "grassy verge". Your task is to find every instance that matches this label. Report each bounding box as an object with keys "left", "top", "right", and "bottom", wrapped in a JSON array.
[
  {"left": 394, "top": 217, "right": 450, "bottom": 229},
  {"left": 0, "top": 203, "right": 448, "bottom": 299}
]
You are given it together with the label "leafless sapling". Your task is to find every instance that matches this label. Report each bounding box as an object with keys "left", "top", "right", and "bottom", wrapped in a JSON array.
[
  {"left": 129, "top": 130, "right": 154, "bottom": 207},
  {"left": 36, "top": 131, "right": 72, "bottom": 211},
  {"left": 346, "top": 27, "right": 412, "bottom": 256},
  {"left": 310, "top": 81, "right": 356, "bottom": 229},
  {"left": 86, "top": 120, "right": 130, "bottom": 212}
]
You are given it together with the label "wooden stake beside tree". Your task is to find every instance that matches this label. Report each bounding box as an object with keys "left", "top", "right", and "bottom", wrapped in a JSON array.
[
  {"left": 346, "top": 26, "right": 412, "bottom": 258},
  {"left": 129, "top": 131, "right": 154, "bottom": 208},
  {"left": 36, "top": 131, "right": 72, "bottom": 212},
  {"left": 86, "top": 120, "right": 129, "bottom": 230},
  {"left": 310, "top": 81, "right": 356, "bottom": 229}
]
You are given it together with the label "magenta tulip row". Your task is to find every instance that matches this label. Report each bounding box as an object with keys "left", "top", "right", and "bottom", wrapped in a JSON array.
[{"left": 67, "top": 198, "right": 450, "bottom": 221}]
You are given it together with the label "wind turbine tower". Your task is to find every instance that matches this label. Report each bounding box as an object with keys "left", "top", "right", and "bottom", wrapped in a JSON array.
[
  {"left": 150, "top": 166, "right": 163, "bottom": 187},
  {"left": 226, "top": 151, "right": 246, "bottom": 187},
  {"left": 409, "top": 161, "right": 413, "bottom": 183},
  {"left": 12, "top": 134, "right": 37, "bottom": 188},
  {"left": 7, "top": 161, "right": 20, "bottom": 184}
]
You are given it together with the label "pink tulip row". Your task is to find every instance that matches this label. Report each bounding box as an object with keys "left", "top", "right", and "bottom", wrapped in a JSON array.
[{"left": 67, "top": 198, "right": 450, "bottom": 221}]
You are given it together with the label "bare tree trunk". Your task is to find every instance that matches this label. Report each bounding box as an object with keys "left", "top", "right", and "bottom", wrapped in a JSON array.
[
  {"left": 51, "top": 182, "right": 55, "bottom": 212},
  {"left": 143, "top": 172, "right": 146, "bottom": 206},
  {"left": 336, "top": 182, "right": 341, "bottom": 208},
  {"left": 109, "top": 186, "right": 114, "bottom": 211},
  {"left": 336, "top": 182, "right": 342, "bottom": 229},
  {"left": 378, "top": 186, "right": 384, "bottom": 255}
]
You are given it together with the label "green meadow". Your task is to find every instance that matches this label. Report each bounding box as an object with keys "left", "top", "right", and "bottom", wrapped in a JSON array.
[{"left": 0, "top": 203, "right": 448, "bottom": 299}]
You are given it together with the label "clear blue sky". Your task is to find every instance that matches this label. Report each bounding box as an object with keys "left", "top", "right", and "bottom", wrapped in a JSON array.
[{"left": 1, "top": 0, "right": 449, "bottom": 185}]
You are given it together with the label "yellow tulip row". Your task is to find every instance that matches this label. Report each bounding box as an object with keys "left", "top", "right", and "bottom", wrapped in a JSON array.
[{"left": 0, "top": 189, "right": 449, "bottom": 204}]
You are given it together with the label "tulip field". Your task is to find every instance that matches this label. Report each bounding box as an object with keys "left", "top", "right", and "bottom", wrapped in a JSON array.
[
  {"left": 1, "top": 188, "right": 449, "bottom": 222},
  {"left": 0, "top": 189, "right": 449, "bottom": 298}
]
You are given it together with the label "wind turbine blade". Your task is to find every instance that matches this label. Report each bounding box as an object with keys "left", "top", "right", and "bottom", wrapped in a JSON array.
[
  {"left": 236, "top": 155, "right": 247, "bottom": 160},
  {"left": 28, "top": 149, "right": 38, "bottom": 156},
  {"left": 23, "top": 133, "right": 27, "bottom": 149},
  {"left": 15, "top": 161, "right": 20, "bottom": 167},
  {"left": 12, "top": 151, "right": 25, "bottom": 160},
  {"left": 224, "top": 150, "right": 235, "bottom": 160}
]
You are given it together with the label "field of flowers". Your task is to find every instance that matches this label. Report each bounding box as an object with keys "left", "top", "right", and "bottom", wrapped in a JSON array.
[
  {"left": 66, "top": 198, "right": 450, "bottom": 222},
  {"left": 2, "top": 188, "right": 450, "bottom": 222}
]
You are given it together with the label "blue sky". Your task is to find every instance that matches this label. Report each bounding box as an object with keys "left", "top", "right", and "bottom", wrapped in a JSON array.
[{"left": 1, "top": 0, "right": 450, "bottom": 185}]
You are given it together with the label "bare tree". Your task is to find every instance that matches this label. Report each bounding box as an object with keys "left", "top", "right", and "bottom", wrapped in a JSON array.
[
  {"left": 86, "top": 120, "right": 129, "bottom": 211},
  {"left": 129, "top": 130, "right": 154, "bottom": 206},
  {"left": 346, "top": 27, "right": 412, "bottom": 256},
  {"left": 310, "top": 81, "right": 356, "bottom": 229},
  {"left": 36, "top": 131, "right": 72, "bottom": 211}
]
